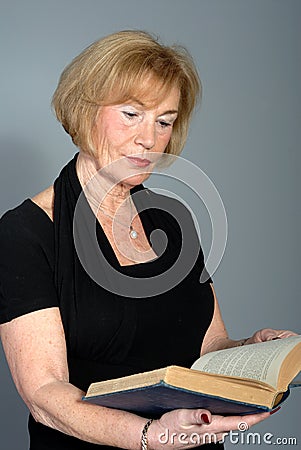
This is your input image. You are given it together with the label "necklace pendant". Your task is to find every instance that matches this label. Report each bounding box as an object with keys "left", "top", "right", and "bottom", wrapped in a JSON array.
[{"left": 130, "top": 229, "right": 138, "bottom": 239}]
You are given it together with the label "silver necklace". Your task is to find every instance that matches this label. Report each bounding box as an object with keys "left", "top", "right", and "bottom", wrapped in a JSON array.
[{"left": 98, "top": 197, "right": 138, "bottom": 240}]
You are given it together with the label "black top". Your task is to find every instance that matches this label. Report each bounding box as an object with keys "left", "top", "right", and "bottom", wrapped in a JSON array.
[{"left": 0, "top": 156, "right": 222, "bottom": 450}]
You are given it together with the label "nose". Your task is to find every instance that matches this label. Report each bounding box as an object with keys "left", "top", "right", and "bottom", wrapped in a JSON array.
[{"left": 134, "top": 120, "right": 156, "bottom": 150}]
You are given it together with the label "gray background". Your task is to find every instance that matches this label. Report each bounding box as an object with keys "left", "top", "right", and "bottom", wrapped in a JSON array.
[{"left": 0, "top": 0, "right": 300, "bottom": 448}]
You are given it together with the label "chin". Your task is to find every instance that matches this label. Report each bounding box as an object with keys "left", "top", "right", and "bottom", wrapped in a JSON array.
[{"left": 122, "top": 173, "right": 151, "bottom": 188}]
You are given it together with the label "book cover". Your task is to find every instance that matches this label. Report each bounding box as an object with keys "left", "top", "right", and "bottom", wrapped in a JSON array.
[{"left": 83, "top": 381, "right": 290, "bottom": 417}]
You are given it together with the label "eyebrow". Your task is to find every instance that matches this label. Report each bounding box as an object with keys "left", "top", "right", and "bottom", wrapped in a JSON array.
[
  {"left": 126, "top": 97, "right": 178, "bottom": 116},
  {"left": 159, "top": 110, "right": 178, "bottom": 116}
]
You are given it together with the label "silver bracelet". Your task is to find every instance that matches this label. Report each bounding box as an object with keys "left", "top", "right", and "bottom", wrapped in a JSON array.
[{"left": 141, "top": 419, "right": 154, "bottom": 450}]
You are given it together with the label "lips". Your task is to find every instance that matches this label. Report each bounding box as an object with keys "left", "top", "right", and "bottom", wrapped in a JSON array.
[{"left": 126, "top": 156, "right": 152, "bottom": 168}]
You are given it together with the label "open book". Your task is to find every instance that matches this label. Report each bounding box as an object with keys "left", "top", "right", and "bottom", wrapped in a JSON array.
[{"left": 83, "top": 335, "right": 301, "bottom": 416}]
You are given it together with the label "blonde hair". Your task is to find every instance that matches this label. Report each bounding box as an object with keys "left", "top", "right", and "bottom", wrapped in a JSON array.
[{"left": 52, "top": 30, "right": 201, "bottom": 156}]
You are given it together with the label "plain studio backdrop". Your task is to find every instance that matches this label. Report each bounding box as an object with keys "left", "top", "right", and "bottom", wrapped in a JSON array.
[{"left": 0, "top": 1, "right": 300, "bottom": 448}]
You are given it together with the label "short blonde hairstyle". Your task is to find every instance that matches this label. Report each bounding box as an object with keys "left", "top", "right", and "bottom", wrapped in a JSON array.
[{"left": 52, "top": 30, "right": 201, "bottom": 156}]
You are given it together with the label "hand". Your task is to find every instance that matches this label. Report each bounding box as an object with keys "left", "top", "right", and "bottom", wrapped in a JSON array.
[
  {"left": 147, "top": 408, "right": 271, "bottom": 449},
  {"left": 245, "top": 328, "right": 298, "bottom": 345}
]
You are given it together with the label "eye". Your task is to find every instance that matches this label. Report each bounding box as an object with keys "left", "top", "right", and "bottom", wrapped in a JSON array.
[
  {"left": 158, "top": 120, "right": 172, "bottom": 129},
  {"left": 122, "top": 111, "right": 138, "bottom": 120}
]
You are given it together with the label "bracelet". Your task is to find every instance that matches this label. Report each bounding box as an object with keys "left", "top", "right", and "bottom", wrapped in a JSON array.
[{"left": 141, "top": 418, "right": 154, "bottom": 450}]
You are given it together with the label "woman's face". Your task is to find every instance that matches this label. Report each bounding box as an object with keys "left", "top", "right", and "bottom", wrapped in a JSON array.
[{"left": 92, "top": 85, "right": 180, "bottom": 188}]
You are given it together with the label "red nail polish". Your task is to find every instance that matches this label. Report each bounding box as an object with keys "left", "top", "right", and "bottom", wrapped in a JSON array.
[
  {"left": 201, "top": 413, "right": 210, "bottom": 423},
  {"left": 270, "top": 406, "right": 281, "bottom": 415}
]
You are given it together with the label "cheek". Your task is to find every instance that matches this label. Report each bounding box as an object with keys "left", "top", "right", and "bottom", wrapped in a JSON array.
[
  {"left": 94, "top": 122, "right": 123, "bottom": 150},
  {"left": 158, "top": 130, "right": 173, "bottom": 150},
  {"left": 106, "top": 119, "right": 136, "bottom": 146}
]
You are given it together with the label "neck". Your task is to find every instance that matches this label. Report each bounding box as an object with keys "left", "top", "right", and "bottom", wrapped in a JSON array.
[{"left": 76, "top": 151, "right": 132, "bottom": 213}]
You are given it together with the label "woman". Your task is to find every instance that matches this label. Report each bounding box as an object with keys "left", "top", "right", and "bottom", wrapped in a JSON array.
[{"left": 0, "top": 30, "right": 295, "bottom": 449}]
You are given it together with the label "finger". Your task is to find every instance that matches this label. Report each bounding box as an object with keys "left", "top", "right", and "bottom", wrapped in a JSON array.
[
  {"left": 196, "top": 409, "right": 212, "bottom": 425},
  {"left": 263, "top": 329, "right": 281, "bottom": 341},
  {"left": 252, "top": 328, "right": 275, "bottom": 342},
  {"left": 276, "top": 330, "right": 298, "bottom": 338},
  {"left": 237, "top": 411, "right": 271, "bottom": 429},
  {"left": 214, "top": 411, "right": 270, "bottom": 432},
  {"left": 178, "top": 409, "right": 212, "bottom": 429},
  {"left": 266, "top": 331, "right": 296, "bottom": 341}
]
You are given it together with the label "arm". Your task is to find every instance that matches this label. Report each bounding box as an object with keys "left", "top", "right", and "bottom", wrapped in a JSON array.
[
  {"left": 201, "top": 284, "right": 297, "bottom": 356},
  {"left": 0, "top": 210, "right": 149, "bottom": 446},
  {"left": 0, "top": 307, "right": 147, "bottom": 448},
  {"left": 1, "top": 306, "right": 271, "bottom": 449},
  {"left": 200, "top": 284, "right": 246, "bottom": 355}
]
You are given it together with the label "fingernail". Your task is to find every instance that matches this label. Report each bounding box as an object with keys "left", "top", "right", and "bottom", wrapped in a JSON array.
[
  {"left": 201, "top": 413, "right": 210, "bottom": 424},
  {"left": 270, "top": 406, "right": 281, "bottom": 415}
]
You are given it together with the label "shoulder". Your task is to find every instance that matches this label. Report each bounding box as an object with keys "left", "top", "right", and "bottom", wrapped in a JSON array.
[
  {"left": 1, "top": 185, "right": 53, "bottom": 229},
  {"left": 0, "top": 196, "right": 55, "bottom": 292},
  {"left": 0, "top": 193, "right": 54, "bottom": 251},
  {"left": 31, "top": 185, "right": 54, "bottom": 221},
  {"left": 0, "top": 196, "right": 57, "bottom": 325}
]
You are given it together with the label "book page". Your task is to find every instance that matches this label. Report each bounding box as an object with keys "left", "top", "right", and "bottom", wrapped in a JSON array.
[{"left": 192, "top": 336, "right": 301, "bottom": 389}]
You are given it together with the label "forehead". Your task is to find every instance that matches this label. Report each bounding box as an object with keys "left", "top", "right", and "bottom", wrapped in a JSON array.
[
  {"left": 125, "top": 86, "right": 180, "bottom": 110},
  {"left": 104, "top": 75, "right": 181, "bottom": 109}
]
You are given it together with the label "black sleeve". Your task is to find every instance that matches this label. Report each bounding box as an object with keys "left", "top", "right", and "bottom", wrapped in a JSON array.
[{"left": 0, "top": 202, "right": 59, "bottom": 324}]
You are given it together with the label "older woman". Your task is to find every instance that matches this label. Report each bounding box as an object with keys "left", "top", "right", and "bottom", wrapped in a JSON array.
[{"left": 0, "top": 30, "right": 295, "bottom": 450}]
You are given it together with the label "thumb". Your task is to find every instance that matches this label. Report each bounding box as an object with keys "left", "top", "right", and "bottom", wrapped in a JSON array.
[
  {"left": 196, "top": 409, "right": 212, "bottom": 425},
  {"left": 179, "top": 409, "right": 212, "bottom": 429}
]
